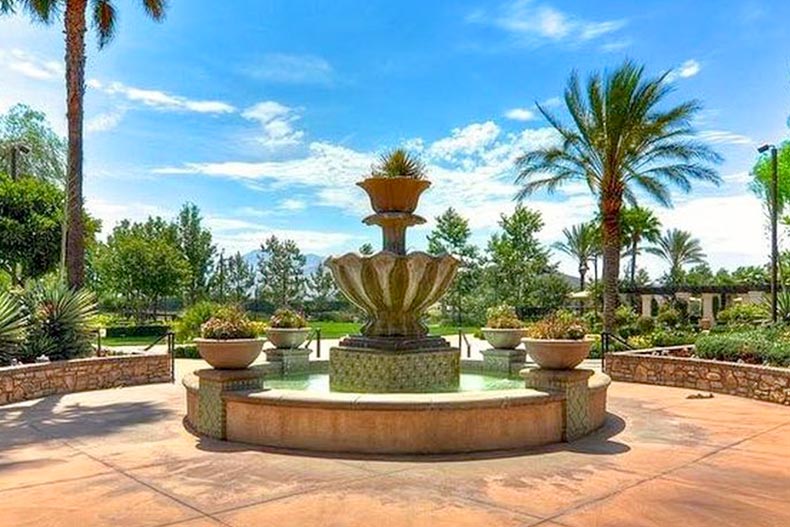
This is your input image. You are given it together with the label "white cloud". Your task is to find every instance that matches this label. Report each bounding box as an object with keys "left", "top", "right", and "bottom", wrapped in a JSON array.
[
  {"left": 468, "top": 0, "right": 626, "bottom": 47},
  {"left": 504, "top": 108, "right": 536, "bottom": 121},
  {"left": 428, "top": 121, "right": 501, "bottom": 161},
  {"left": 698, "top": 130, "right": 753, "bottom": 146},
  {"left": 0, "top": 48, "right": 62, "bottom": 80},
  {"left": 245, "top": 53, "right": 333, "bottom": 85},
  {"left": 677, "top": 59, "right": 701, "bottom": 78},
  {"left": 86, "top": 108, "right": 127, "bottom": 133},
  {"left": 101, "top": 81, "right": 235, "bottom": 114},
  {"left": 279, "top": 198, "right": 307, "bottom": 211},
  {"left": 86, "top": 197, "right": 171, "bottom": 239},
  {"left": 242, "top": 101, "right": 304, "bottom": 148}
]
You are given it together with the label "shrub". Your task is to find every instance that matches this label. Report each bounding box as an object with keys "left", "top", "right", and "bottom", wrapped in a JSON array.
[
  {"left": 526, "top": 310, "right": 587, "bottom": 340},
  {"left": 269, "top": 308, "right": 308, "bottom": 329},
  {"left": 175, "top": 301, "right": 218, "bottom": 342},
  {"left": 173, "top": 345, "right": 200, "bottom": 359},
  {"left": 582, "top": 310, "right": 603, "bottom": 334},
  {"left": 656, "top": 305, "right": 681, "bottom": 328},
  {"left": 485, "top": 304, "right": 522, "bottom": 329},
  {"left": 694, "top": 329, "right": 790, "bottom": 366},
  {"left": 627, "top": 334, "right": 653, "bottom": 350},
  {"left": 370, "top": 149, "right": 426, "bottom": 179},
  {"left": 716, "top": 303, "right": 768, "bottom": 326},
  {"left": 635, "top": 315, "right": 655, "bottom": 335},
  {"left": 21, "top": 284, "right": 97, "bottom": 362},
  {"left": 200, "top": 306, "right": 256, "bottom": 340},
  {"left": 104, "top": 325, "right": 169, "bottom": 339},
  {"left": 614, "top": 305, "right": 637, "bottom": 328},
  {"left": 650, "top": 328, "right": 696, "bottom": 347},
  {"left": 0, "top": 291, "right": 27, "bottom": 363}
]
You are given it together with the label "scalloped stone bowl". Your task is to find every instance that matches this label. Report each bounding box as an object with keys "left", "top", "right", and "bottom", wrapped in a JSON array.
[{"left": 325, "top": 251, "right": 459, "bottom": 337}]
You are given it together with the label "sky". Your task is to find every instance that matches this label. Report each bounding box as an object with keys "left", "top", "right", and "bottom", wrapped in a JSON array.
[{"left": 1, "top": 0, "right": 789, "bottom": 279}]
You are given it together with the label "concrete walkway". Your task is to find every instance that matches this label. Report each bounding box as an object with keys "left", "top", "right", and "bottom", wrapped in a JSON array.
[{"left": 1, "top": 379, "right": 789, "bottom": 526}]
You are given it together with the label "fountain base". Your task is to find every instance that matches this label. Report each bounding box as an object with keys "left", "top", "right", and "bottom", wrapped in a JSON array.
[{"left": 330, "top": 338, "right": 460, "bottom": 392}]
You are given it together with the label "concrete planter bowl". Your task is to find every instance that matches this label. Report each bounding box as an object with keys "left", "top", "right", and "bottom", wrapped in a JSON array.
[
  {"left": 357, "top": 177, "right": 431, "bottom": 213},
  {"left": 266, "top": 327, "right": 311, "bottom": 349},
  {"left": 194, "top": 338, "right": 264, "bottom": 369},
  {"left": 481, "top": 328, "right": 525, "bottom": 349},
  {"left": 523, "top": 338, "right": 592, "bottom": 370}
]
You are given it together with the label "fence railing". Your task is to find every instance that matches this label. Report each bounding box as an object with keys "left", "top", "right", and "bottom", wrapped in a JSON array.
[
  {"left": 600, "top": 331, "right": 633, "bottom": 371},
  {"left": 458, "top": 329, "right": 472, "bottom": 358}
]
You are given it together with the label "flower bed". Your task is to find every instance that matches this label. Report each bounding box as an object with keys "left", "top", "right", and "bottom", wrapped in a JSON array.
[
  {"left": 605, "top": 346, "right": 790, "bottom": 405},
  {"left": 0, "top": 353, "right": 171, "bottom": 406}
]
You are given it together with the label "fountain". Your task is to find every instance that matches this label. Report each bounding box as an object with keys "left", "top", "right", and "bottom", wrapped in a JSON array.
[
  {"left": 182, "top": 151, "right": 611, "bottom": 454},
  {"left": 325, "top": 175, "right": 460, "bottom": 392}
]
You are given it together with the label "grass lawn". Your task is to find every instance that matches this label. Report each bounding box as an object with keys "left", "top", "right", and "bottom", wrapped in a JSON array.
[
  {"left": 309, "top": 321, "right": 478, "bottom": 339},
  {"left": 100, "top": 335, "right": 167, "bottom": 348}
]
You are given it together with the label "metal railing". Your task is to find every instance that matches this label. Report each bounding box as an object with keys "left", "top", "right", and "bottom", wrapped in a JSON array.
[
  {"left": 600, "top": 331, "right": 633, "bottom": 371},
  {"left": 143, "top": 331, "right": 176, "bottom": 383},
  {"left": 458, "top": 329, "right": 472, "bottom": 358},
  {"left": 304, "top": 327, "right": 322, "bottom": 358}
]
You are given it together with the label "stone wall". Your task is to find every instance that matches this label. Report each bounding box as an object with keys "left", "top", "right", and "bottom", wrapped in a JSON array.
[
  {"left": 605, "top": 349, "right": 790, "bottom": 405},
  {"left": 0, "top": 354, "right": 172, "bottom": 406}
]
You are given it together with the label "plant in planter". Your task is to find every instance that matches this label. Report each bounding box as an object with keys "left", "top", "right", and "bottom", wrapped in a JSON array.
[
  {"left": 357, "top": 149, "right": 431, "bottom": 213},
  {"left": 481, "top": 304, "right": 525, "bottom": 349},
  {"left": 194, "top": 306, "right": 263, "bottom": 369},
  {"left": 266, "top": 308, "right": 311, "bottom": 349},
  {"left": 523, "top": 310, "right": 591, "bottom": 369}
]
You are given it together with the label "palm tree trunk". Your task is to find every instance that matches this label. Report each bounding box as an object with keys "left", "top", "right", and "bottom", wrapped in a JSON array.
[
  {"left": 64, "top": 0, "right": 88, "bottom": 290},
  {"left": 579, "top": 267, "right": 586, "bottom": 291},
  {"left": 601, "top": 197, "right": 623, "bottom": 334},
  {"left": 630, "top": 238, "right": 638, "bottom": 286}
]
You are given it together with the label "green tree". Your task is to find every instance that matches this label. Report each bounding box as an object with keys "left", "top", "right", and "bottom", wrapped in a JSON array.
[
  {"left": 176, "top": 203, "right": 215, "bottom": 304},
  {"left": 0, "top": 104, "right": 65, "bottom": 182},
  {"left": 0, "top": 174, "right": 63, "bottom": 284},
  {"left": 94, "top": 217, "right": 189, "bottom": 320},
  {"left": 552, "top": 222, "right": 596, "bottom": 290},
  {"left": 359, "top": 242, "right": 374, "bottom": 255},
  {"left": 2, "top": 0, "right": 168, "bottom": 290},
  {"left": 307, "top": 262, "right": 337, "bottom": 313},
  {"left": 684, "top": 263, "right": 714, "bottom": 286},
  {"left": 750, "top": 141, "right": 790, "bottom": 219},
  {"left": 514, "top": 60, "right": 720, "bottom": 331},
  {"left": 621, "top": 206, "right": 661, "bottom": 286},
  {"left": 227, "top": 252, "right": 255, "bottom": 303},
  {"left": 485, "top": 205, "right": 553, "bottom": 308},
  {"left": 427, "top": 207, "right": 482, "bottom": 322},
  {"left": 648, "top": 229, "right": 706, "bottom": 285},
  {"left": 257, "top": 236, "right": 306, "bottom": 308}
]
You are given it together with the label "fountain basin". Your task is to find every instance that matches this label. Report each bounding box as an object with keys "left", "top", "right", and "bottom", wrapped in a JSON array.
[{"left": 183, "top": 366, "right": 610, "bottom": 455}]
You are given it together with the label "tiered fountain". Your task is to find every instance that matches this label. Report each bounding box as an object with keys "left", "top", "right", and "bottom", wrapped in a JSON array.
[
  {"left": 183, "top": 150, "right": 611, "bottom": 454},
  {"left": 326, "top": 173, "right": 461, "bottom": 392}
]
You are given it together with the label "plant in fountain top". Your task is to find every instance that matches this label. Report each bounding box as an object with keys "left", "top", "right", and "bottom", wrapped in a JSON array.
[
  {"left": 269, "top": 308, "right": 308, "bottom": 329},
  {"left": 485, "top": 304, "right": 523, "bottom": 329},
  {"left": 526, "top": 310, "right": 588, "bottom": 340},
  {"left": 370, "top": 149, "right": 426, "bottom": 180},
  {"left": 200, "top": 306, "right": 256, "bottom": 340}
]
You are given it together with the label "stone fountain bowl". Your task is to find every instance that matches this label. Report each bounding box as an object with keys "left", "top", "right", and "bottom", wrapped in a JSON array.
[{"left": 326, "top": 251, "right": 459, "bottom": 337}]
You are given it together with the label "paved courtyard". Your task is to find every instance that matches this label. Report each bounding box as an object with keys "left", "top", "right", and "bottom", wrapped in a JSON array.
[{"left": 1, "top": 374, "right": 789, "bottom": 527}]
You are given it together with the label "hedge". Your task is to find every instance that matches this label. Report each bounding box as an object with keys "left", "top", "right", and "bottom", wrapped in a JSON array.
[
  {"left": 695, "top": 330, "right": 790, "bottom": 367},
  {"left": 105, "top": 325, "right": 169, "bottom": 338}
]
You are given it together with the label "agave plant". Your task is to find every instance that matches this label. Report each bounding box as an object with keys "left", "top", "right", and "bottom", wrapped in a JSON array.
[
  {"left": 22, "top": 284, "right": 97, "bottom": 362},
  {"left": 371, "top": 149, "right": 426, "bottom": 179},
  {"left": 0, "top": 291, "right": 27, "bottom": 363}
]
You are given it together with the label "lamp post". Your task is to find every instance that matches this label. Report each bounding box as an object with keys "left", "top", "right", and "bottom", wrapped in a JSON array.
[
  {"left": 7, "top": 143, "right": 31, "bottom": 180},
  {"left": 758, "top": 144, "right": 778, "bottom": 323}
]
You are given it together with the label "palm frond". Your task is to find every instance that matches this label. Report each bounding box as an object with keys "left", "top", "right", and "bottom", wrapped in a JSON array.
[{"left": 92, "top": 0, "right": 117, "bottom": 48}]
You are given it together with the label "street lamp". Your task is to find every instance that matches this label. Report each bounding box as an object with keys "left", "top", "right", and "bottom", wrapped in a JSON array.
[
  {"left": 8, "top": 143, "right": 31, "bottom": 180},
  {"left": 758, "top": 143, "right": 778, "bottom": 323}
]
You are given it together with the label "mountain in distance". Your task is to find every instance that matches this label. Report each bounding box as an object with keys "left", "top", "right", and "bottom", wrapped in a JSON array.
[{"left": 242, "top": 250, "right": 325, "bottom": 276}]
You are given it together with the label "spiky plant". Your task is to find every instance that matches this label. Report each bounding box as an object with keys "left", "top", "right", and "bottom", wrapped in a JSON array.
[
  {"left": 371, "top": 149, "right": 427, "bottom": 179},
  {"left": 22, "top": 283, "right": 97, "bottom": 362},
  {"left": 0, "top": 291, "right": 27, "bottom": 363}
]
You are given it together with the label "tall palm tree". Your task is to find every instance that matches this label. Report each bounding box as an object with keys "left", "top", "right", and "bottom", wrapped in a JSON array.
[
  {"left": 621, "top": 206, "right": 661, "bottom": 286},
  {"left": 647, "top": 229, "right": 706, "bottom": 285},
  {"left": 1, "top": 0, "right": 168, "bottom": 289},
  {"left": 553, "top": 222, "right": 596, "bottom": 290},
  {"left": 514, "top": 60, "right": 720, "bottom": 332}
]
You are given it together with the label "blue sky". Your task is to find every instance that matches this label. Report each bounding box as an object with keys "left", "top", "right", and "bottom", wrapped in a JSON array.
[{"left": 2, "top": 0, "right": 789, "bottom": 278}]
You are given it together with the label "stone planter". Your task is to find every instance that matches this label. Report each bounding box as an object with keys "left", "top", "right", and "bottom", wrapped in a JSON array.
[
  {"left": 523, "top": 338, "right": 592, "bottom": 370},
  {"left": 266, "top": 327, "right": 311, "bottom": 349},
  {"left": 481, "top": 328, "right": 525, "bottom": 349},
  {"left": 194, "top": 338, "right": 264, "bottom": 369},
  {"left": 357, "top": 177, "right": 431, "bottom": 213}
]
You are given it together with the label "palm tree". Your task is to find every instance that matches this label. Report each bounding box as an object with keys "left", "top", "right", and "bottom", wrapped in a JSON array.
[
  {"left": 621, "top": 206, "right": 661, "bottom": 286},
  {"left": 648, "top": 229, "right": 706, "bottom": 285},
  {"left": 553, "top": 222, "right": 596, "bottom": 290},
  {"left": 514, "top": 60, "right": 720, "bottom": 332},
  {"left": 1, "top": 1, "right": 168, "bottom": 289}
]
